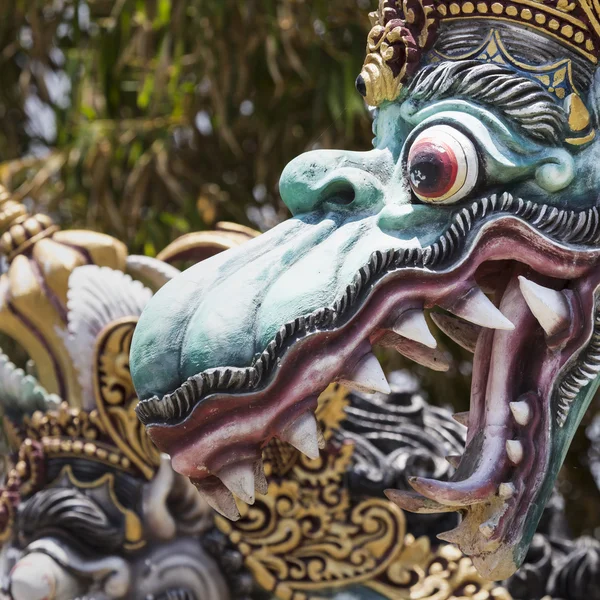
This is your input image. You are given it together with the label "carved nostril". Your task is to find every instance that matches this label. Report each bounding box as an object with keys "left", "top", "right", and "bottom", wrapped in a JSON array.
[{"left": 321, "top": 180, "right": 356, "bottom": 207}]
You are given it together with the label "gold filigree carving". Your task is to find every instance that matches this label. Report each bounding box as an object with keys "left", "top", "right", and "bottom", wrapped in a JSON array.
[
  {"left": 359, "top": 0, "right": 439, "bottom": 106},
  {"left": 94, "top": 317, "right": 161, "bottom": 480},
  {"left": 217, "top": 442, "right": 405, "bottom": 599},
  {"left": 217, "top": 385, "right": 512, "bottom": 600}
]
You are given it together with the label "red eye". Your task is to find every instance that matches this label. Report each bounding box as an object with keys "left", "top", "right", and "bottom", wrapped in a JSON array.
[{"left": 407, "top": 125, "right": 479, "bottom": 204}]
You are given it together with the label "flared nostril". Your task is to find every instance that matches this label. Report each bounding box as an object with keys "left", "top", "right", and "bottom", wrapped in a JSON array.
[{"left": 321, "top": 180, "right": 356, "bottom": 207}]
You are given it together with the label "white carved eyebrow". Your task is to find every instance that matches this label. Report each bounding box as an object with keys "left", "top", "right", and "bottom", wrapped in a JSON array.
[{"left": 406, "top": 60, "right": 566, "bottom": 145}]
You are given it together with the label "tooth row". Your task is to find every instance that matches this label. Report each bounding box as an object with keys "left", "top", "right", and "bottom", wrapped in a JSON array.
[
  {"left": 338, "top": 352, "right": 391, "bottom": 395},
  {"left": 194, "top": 410, "right": 323, "bottom": 520},
  {"left": 393, "top": 309, "right": 437, "bottom": 349},
  {"left": 556, "top": 308, "right": 600, "bottom": 427},
  {"left": 387, "top": 283, "right": 513, "bottom": 367},
  {"left": 396, "top": 193, "right": 600, "bottom": 272},
  {"left": 139, "top": 193, "right": 600, "bottom": 425}
]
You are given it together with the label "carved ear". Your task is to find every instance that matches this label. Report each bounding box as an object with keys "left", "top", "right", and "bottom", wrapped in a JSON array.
[{"left": 64, "top": 265, "right": 153, "bottom": 409}]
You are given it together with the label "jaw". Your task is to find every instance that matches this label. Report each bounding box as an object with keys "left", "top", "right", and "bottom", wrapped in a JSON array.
[{"left": 133, "top": 196, "right": 600, "bottom": 578}]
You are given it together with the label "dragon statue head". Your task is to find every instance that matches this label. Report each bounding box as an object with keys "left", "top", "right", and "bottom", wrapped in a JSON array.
[{"left": 131, "top": 0, "right": 600, "bottom": 580}]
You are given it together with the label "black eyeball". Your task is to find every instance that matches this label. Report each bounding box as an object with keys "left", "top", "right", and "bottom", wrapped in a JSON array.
[{"left": 355, "top": 75, "right": 367, "bottom": 98}]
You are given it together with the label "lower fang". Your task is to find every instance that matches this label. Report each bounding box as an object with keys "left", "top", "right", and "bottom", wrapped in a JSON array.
[
  {"left": 408, "top": 476, "right": 494, "bottom": 506},
  {"left": 452, "top": 412, "right": 470, "bottom": 427},
  {"left": 430, "top": 312, "right": 481, "bottom": 352},
  {"left": 194, "top": 476, "right": 241, "bottom": 521},
  {"left": 377, "top": 332, "right": 451, "bottom": 371},
  {"left": 437, "top": 526, "right": 466, "bottom": 544},
  {"left": 506, "top": 440, "right": 524, "bottom": 465},
  {"left": 385, "top": 489, "right": 459, "bottom": 514},
  {"left": 479, "top": 521, "right": 495, "bottom": 539},
  {"left": 317, "top": 425, "right": 326, "bottom": 449},
  {"left": 254, "top": 460, "right": 268, "bottom": 495},
  {"left": 446, "top": 455, "right": 462, "bottom": 468}
]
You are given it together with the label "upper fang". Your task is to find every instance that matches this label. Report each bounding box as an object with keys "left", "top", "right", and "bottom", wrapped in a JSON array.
[
  {"left": 392, "top": 308, "right": 437, "bottom": 349},
  {"left": 442, "top": 284, "right": 514, "bottom": 331},
  {"left": 518, "top": 276, "right": 570, "bottom": 338},
  {"left": 280, "top": 411, "right": 321, "bottom": 460},
  {"left": 338, "top": 352, "right": 391, "bottom": 395},
  {"left": 217, "top": 462, "right": 256, "bottom": 505}
]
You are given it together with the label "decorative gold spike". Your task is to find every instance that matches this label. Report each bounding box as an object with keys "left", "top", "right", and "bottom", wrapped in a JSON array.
[{"left": 566, "top": 93, "right": 591, "bottom": 133}]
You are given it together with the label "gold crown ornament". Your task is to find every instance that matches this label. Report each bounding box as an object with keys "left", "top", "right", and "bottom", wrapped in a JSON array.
[{"left": 357, "top": 0, "right": 600, "bottom": 145}]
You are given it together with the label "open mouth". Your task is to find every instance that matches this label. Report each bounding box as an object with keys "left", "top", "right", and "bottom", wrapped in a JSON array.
[{"left": 136, "top": 192, "right": 600, "bottom": 576}]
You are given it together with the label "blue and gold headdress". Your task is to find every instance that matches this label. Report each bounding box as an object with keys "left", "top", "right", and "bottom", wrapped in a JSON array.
[{"left": 357, "top": 0, "right": 600, "bottom": 145}]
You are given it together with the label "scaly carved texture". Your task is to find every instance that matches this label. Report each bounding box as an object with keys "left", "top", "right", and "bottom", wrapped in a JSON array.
[{"left": 556, "top": 303, "right": 600, "bottom": 426}]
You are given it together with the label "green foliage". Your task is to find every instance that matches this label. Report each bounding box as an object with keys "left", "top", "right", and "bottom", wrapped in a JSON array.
[{"left": 0, "top": 0, "right": 373, "bottom": 253}]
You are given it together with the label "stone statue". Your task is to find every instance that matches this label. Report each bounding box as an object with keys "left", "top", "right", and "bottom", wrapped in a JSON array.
[{"left": 130, "top": 0, "right": 600, "bottom": 581}]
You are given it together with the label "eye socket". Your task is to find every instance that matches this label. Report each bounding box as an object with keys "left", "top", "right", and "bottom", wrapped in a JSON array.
[{"left": 407, "top": 125, "right": 479, "bottom": 205}]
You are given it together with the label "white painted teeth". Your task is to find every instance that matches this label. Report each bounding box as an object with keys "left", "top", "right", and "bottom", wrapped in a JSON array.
[
  {"left": 339, "top": 352, "right": 391, "bottom": 395},
  {"left": 392, "top": 309, "right": 437, "bottom": 349},
  {"left": 196, "top": 459, "right": 269, "bottom": 520},
  {"left": 377, "top": 332, "right": 451, "bottom": 371},
  {"left": 217, "top": 462, "right": 256, "bottom": 505},
  {"left": 499, "top": 482, "right": 516, "bottom": 499},
  {"left": 280, "top": 411, "right": 321, "bottom": 460},
  {"left": 506, "top": 440, "right": 523, "bottom": 465},
  {"left": 518, "top": 276, "right": 570, "bottom": 338},
  {"left": 510, "top": 401, "right": 531, "bottom": 426},
  {"left": 194, "top": 478, "right": 241, "bottom": 521},
  {"left": 443, "top": 285, "right": 514, "bottom": 330},
  {"left": 452, "top": 411, "right": 470, "bottom": 427}
]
